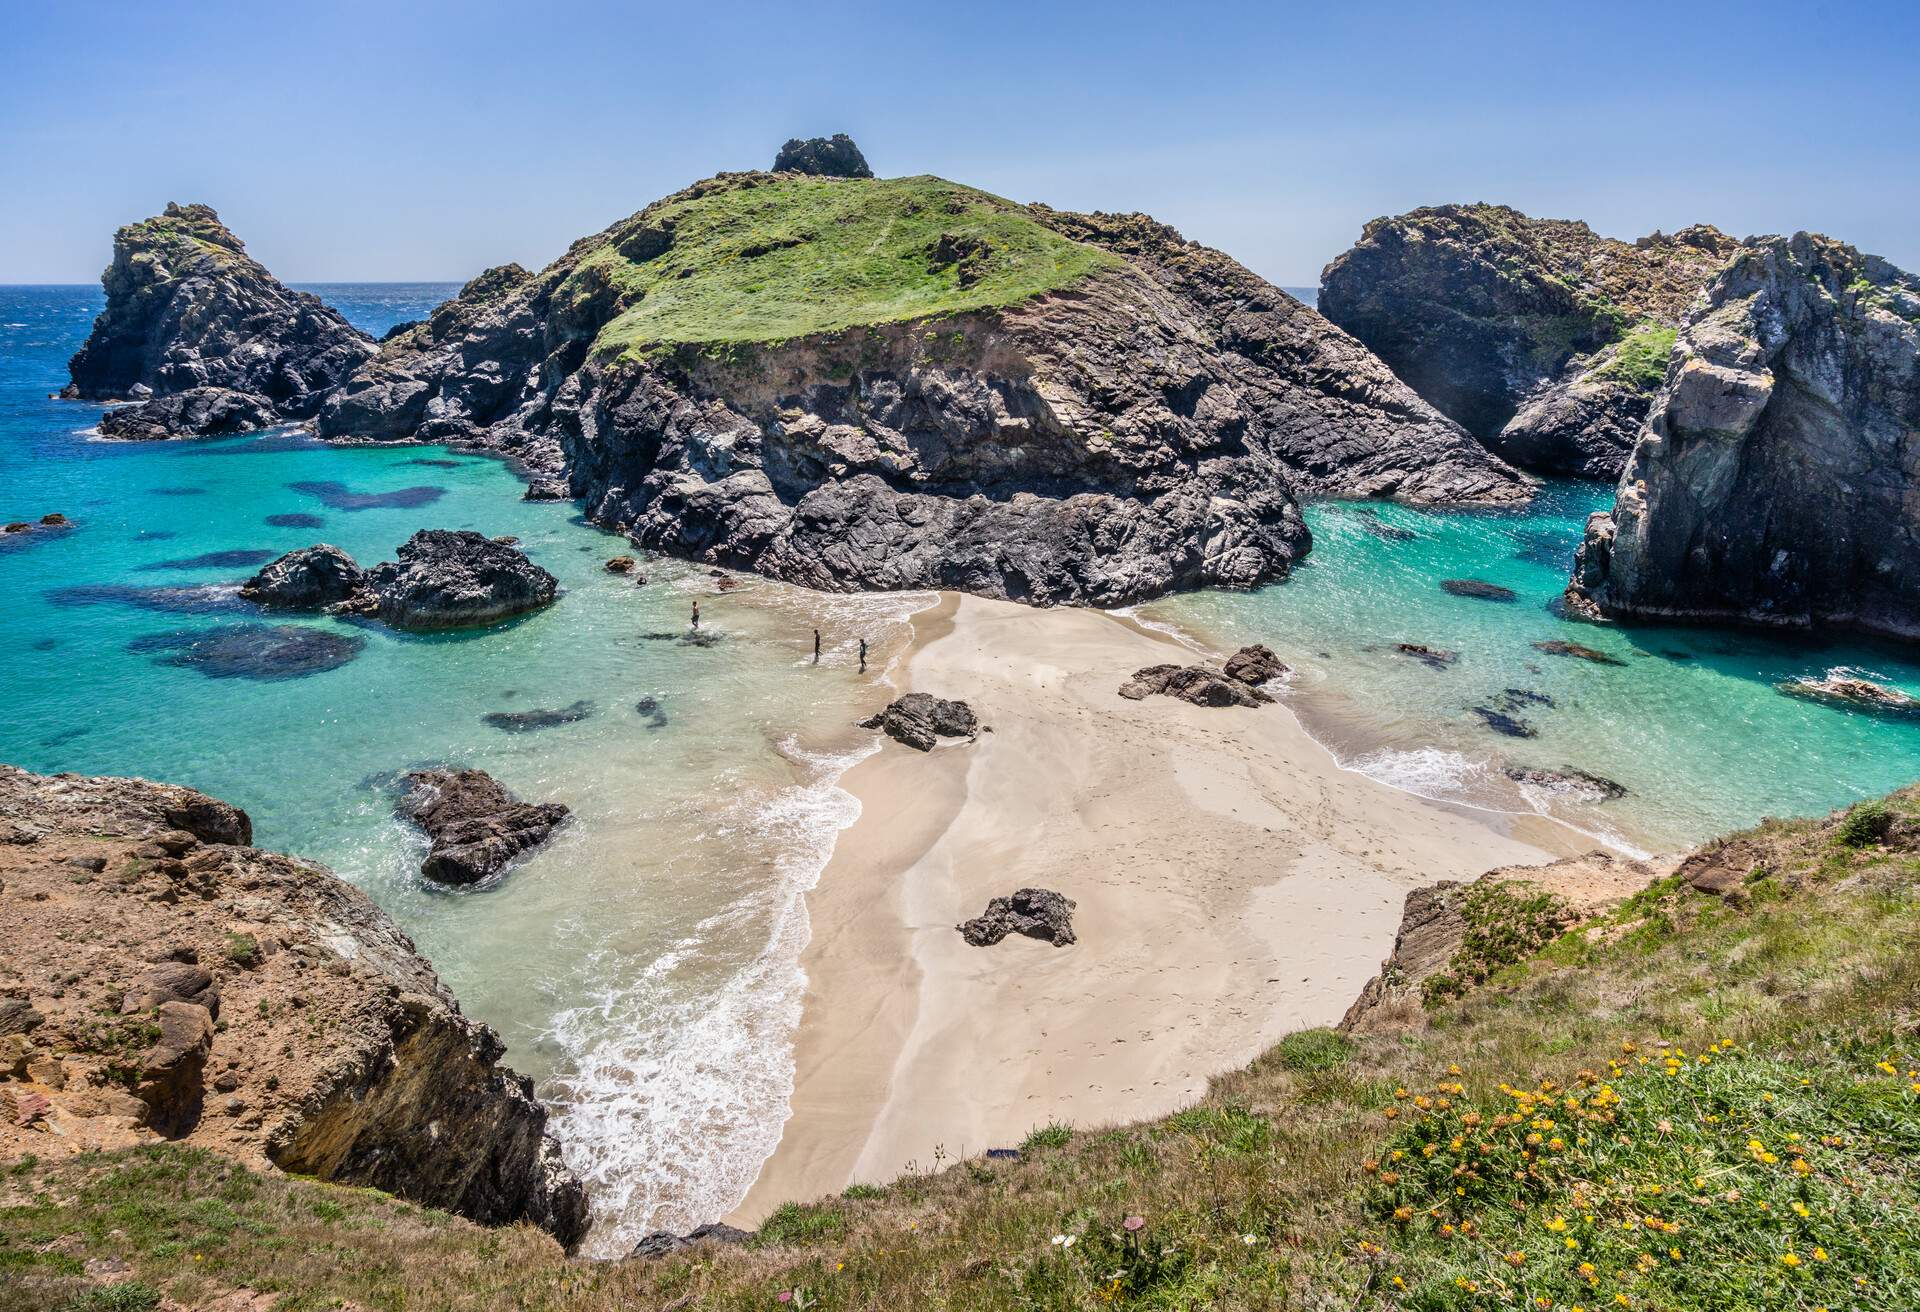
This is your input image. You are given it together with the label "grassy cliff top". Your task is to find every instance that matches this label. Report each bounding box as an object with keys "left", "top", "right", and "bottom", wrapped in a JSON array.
[
  {"left": 567, "top": 174, "right": 1122, "bottom": 361},
  {"left": 9, "top": 790, "right": 1920, "bottom": 1310}
]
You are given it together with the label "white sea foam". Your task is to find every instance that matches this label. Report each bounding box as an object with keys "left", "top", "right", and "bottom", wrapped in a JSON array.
[{"left": 1342, "top": 745, "right": 1489, "bottom": 801}]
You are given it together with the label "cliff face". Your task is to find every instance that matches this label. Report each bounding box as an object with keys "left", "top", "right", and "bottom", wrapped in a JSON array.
[
  {"left": 319, "top": 167, "right": 1526, "bottom": 606},
  {"left": 0, "top": 766, "right": 587, "bottom": 1249},
  {"left": 1568, "top": 233, "right": 1920, "bottom": 639},
  {"left": 1319, "top": 204, "right": 1737, "bottom": 478},
  {"left": 65, "top": 203, "right": 374, "bottom": 437}
]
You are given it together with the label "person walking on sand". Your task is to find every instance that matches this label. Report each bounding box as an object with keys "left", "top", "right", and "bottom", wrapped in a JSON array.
[
  {"left": 858, "top": 637, "right": 867, "bottom": 672},
  {"left": 691, "top": 600, "right": 700, "bottom": 631},
  {"left": 813, "top": 628, "right": 821, "bottom": 663}
]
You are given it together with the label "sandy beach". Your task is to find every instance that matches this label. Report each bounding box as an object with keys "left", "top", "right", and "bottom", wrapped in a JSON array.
[{"left": 735, "top": 592, "right": 1597, "bottom": 1221}]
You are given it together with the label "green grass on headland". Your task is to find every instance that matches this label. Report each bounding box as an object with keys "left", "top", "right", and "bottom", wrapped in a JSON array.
[
  {"left": 7, "top": 790, "right": 1920, "bottom": 1310},
  {"left": 569, "top": 174, "right": 1120, "bottom": 362}
]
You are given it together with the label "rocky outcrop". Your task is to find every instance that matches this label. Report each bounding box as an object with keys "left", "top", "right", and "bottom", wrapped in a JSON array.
[
  {"left": 0, "top": 766, "right": 587, "bottom": 1249},
  {"left": 1320, "top": 204, "right": 1737, "bottom": 477},
  {"left": 1222, "top": 643, "right": 1287, "bottom": 685},
  {"left": 396, "top": 768, "right": 570, "bottom": 885},
  {"left": 65, "top": 203, "right": 374, "bottom": 437},
  {"left": 364, "top": 530, "right": 559, "bottom": 629},
  {"left": 1777, "top": 669, "right": 1920, "bottom": 715},
  {"left": 318, "top": 158, "right": 1526, "bottom": 607},
  {"left": 1568, "top": 234, "right": 1920, "bottom": 640},
  {"left": 239, "top": 545, "right": 365, "bottom": 608},
  {"left": 629, "top": 1222, "right": 753, "bottom": 1260},
  {"left": 957, "top": 887, "right": 1077, "bottom": 947},
  {"left": 772, "top": 134, "right": 873, "bottom": 178},
  {"left": 1118, "top": 654, "right": 1274, "bottom": 707},
  {"left": 860, "top": 693, "right": 979, "bottom": 751}
]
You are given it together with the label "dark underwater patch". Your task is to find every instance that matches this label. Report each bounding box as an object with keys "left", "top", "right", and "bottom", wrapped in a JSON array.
[
  {"left": 47, "top": 582, "right": 249, "bottom": 614},
  {"left": 138, "top": 548, "right": 277, "bottom": 572},
  {"left": 482, "top": 700, "right": 596, "bottom": 732},
  {"left": 266, "top": 512, "right": 325, "bottom": 529},
  {"left": 150, "top": 486, "right": 207, "bottom": 497},
  {"left": 128, "top": 623, "right": 365, "bottom": 680},
  {"left": 288, "top": 480, "right": 446, "bottom": 511}
]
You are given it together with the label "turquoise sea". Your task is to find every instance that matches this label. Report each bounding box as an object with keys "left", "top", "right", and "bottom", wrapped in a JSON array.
[
  {"left": 5, "top": 282, "right": 1918, "bottom": 1252},
  {"left": 0, "top": 284, "right": 927, "bottom": 1255}
]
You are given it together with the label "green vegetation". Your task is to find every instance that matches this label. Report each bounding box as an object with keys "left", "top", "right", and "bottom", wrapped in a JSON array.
[
  {"left": 1422, "top": 880, "right": 1571, "bottom": 1005},
  {"left": 222, "top": 932, "right": 260, "bottom": 968},
  {"left": 569, "top": 175, "right": 1119, "bottom": 362},
  {"left": 1591, "top": 322, "right": 1679, "bottom": 390},
  {"left": 8, "top": 791, "right": 1920, "bottom": 1309},
  {"left": 1836, "top": 798, "right": 1894, "bottom": 848}
]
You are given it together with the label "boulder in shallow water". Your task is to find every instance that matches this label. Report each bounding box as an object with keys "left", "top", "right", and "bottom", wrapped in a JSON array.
[
  {"left": 1502, "top": 764, "right": 1628, "bottom": 801},
  {"left": 604, "top": 555, "right": 637, "bottom": 574},
  {"left": 860, "top": 693, "right": 978, "bottom": 751},
  {"left": 958, "top": 887, "right": 1077, "bottom": 947},
  {"left": 1778, "top": 669, "right": 1920, "bottom": 715},
  {"left": 482, "top": 700, "right": 595, "bottom": 733},
  {"left": 239, "top": 544, "right": 365, "bottom": 609},
  {"left": 1532, "top": 638, "right": 1626, "bottom": 666},
  {"left": 1394, "top": 642, "right": 1458, "bottom": 670},
  {"left": 98, "top": 386, "right": 276, "bottom": 441},
  {"left": 1222, "top": 644, "right": 1287, "bottom": 685},
  {"left": 364, "top": 529, "right": 558, "bottom": 629},
  {"left": 127, "top": 624, "right": 364, "bottom": 680},
  {"left": 1119, "top": 663, "right": 1272, "bottom": 708},
  {"left": 397, "top": 768, "right": 570, "bottom": 886},
  {"left": 1441, "top": 577, "right": 1519, "bottom": 602}
]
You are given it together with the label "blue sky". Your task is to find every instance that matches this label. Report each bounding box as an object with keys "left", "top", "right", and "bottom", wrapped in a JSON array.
[{"left": 3, "top": 0, "right": 1915, "bottom": 287}]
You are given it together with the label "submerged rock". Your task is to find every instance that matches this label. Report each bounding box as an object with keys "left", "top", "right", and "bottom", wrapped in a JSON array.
[
  {"left": 127, "top": 624, "right": 364, "bottom": 680},
  {"left": 1119, "top": 662, "right": 1273, "bottom": 707},
  {"left": 141, "top": 549, "right": 277, "bottom": 572},
  {"left": 0, "top": 764, "right": 585, "bottom": 1247},
  {"left": 772, "top": 133, "right": 874, "bottom": 178},
  {"left": 1777, "top": 669, "right": 1920, "bottom": 715},
  {"left": 1394, "top": 642, "right": 1459, "bottom": 670},
  {"left": 861, "top": 693, "right": 979, "bottom": 751},
  {"left": 1440, "top": 577, "right": 1519, "bottom": 602},
  {"left": 1319, "top": 204, "right": 1737, "bottom": 477},
  {"left": 288, "top": 480, "right": 446, "bottom": 512},
  {"left": 1532, "top": 638, "right": 1626, "bottom": 666},
  {"left": 1502, "top": 764, "right": 1628, "bottom": 801},
  {"left": 265, "top": 512, "right": 325, "bottom": 528},
  {"left": 318, "top": 159, "right": 1526, "bottom": 608},
  {"left": 396, "top": 768, "right": 570, "bottom": 886},
  {"left": 1569, "top": 234, "right": 1920, "bottom": 640},
  {"left": 482, "top": 700, "right": 595, "bottom": 732},
  {"left": 239, "top": 544, "right": 365, "bottom": 608},
  {"left": 364, "top": 530, "right": 558, "bottom": 629},
  {"left": 64, "top": 203, "right": 373, "bottom": 435},
  {"left": 957, "top": 887, "right": 1077, "bottom": 947}
]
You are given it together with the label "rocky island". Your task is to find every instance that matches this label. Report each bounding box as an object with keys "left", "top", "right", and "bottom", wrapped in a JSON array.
[
  {"left": 316, "top": 137, "right": 1527, "bottom": 606},
  {"left": 64, "top": 203, "right": 375, "bottom": 438},
  {"left": 241, "top": 530, "right": 559, "bottom": 629},
  {"left": 1319, "top": 204, "right": 1737, "bottom": 478},
  {"left": 1568, "top": 233, "right": 1920, "bottom": 639}
]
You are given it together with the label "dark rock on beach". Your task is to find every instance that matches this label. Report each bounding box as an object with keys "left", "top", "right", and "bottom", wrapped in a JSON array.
[
  {"left": 773, "top": 134, "right": 875, "bottom": 178},
  {"left": 239, "top": 544, "right": 365, "bottom": 609},
  {"left": 958, "top": 887, "right": 1077, "bottom": 948},
  {"left": 1568, "top": 233, "right": 1920, "bottom": 640},
  {"left": 1119, "top": 662, "right": 1273, "bottom": 708},
  {"left": 1441, "top": 577, "right": 1518, "bottom": 602},
  {"left": 364, "top": 529, "right": 558, "bottom": 629},
  {"left": 65, "top": 203, "right": 374, "bottom": 436},
  {"left": 1222, "top": 644, "right": 1287, "bottom": 685},
  {"left": 483, "top": 700, "right": 595, "bottom": 733},
  {"left": 396, "top": 768, "right": 570, "bottom": 886},
  {"left": 860, "top": 693, "right": 979, "bottom": 751}
]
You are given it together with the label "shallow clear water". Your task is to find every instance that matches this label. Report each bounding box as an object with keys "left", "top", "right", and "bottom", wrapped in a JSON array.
[
  {"left": 1143, "top": 486, "right": 1920, "bottom": 850},
  {"left": 0, "top": 284, "right": 924, "bottom": 1254}
]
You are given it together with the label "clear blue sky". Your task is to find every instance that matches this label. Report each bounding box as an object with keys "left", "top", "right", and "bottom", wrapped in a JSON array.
[{"left": 3, "top": 0, "right": 1915, "bottom": 287}]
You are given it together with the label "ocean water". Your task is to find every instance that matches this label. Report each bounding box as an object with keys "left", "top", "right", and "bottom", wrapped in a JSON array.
[
  {"left": 1142, "top": 486, "right": 1920, "bottom": 850},
  {"left": 0, "top": 284, "right": 928, "bottom": 1254}
]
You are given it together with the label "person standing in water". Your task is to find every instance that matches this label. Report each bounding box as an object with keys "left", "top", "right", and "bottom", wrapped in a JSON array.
[
  {"left": 691, "top": 600, "right": 700, "bottom": 631},
  {"left": 858, "top": 638, "right": 867, "bottom": 672},
  {"left": 813, "top": 629, "right": 821, "bottom": 663}
]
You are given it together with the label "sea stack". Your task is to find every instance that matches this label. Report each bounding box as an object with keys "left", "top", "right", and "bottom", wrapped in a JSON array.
[
  {"left": 65, "top": 202, "right": 374, "bottom": 438},
  {"left": 1567, "top": 233, "right": 1920, "bottom": 640},
  {"left": 317, "top": 139, "right": 1527, "bottom": 607},
  {"left": 1319, "top": 204, "right": 1738, "bottom": 478}
]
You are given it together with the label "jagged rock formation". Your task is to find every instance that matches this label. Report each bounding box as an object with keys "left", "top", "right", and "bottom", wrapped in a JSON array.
[
  {"left": 957, "top": 888, "right": 1077, "bottom": 947},
  {"left": 240, "top": 544, "right": 365, "bottom": 608},
  {"left": 1568, "top": 234, "right": 1920, "bottom": 640},
  {"left": 1320, "top": 204, "right": 1738, "bottom": 477},
  {"left": 318, "top": 154, "right": 1527, "bottom": 606},
  {"left": 65, "top": 203, "right": 374, "bottom": 437},
  {"left": 365, "top": 530, "right": 559, "bottom": 629},
  {"left": 1118, "top": 650, "right": 1276, "bottom": 707},
  {"left": 860, "top": 693, "right": 979, "bottom": 751},
  {"left": 396, "top": 768, "right": 570, "bottom": 885},
  {"left": 0, "top": 766, "right": 587, "bottom": 1248},
  {"left": 772, "top": 134, "right": 873, "bottom": 178}
]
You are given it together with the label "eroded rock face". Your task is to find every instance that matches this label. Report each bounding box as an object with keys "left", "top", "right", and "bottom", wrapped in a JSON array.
[
  {"left": 0, "top": 765, "right": 586, "bottom": 1248},
  {"left": 239, "top": 545, "right": 365, "bottom": 609},
  {"left": 1118, "top": 662, "right": 1272, "bottom": 707},
  {"left": 1222, "top": 644, "right": 1287, "bottom": 685},
  {"left": 319, "top": 173, "right": 1527, "bottom": 607},
  {"left": 65, "top": 203, "right": 374, "bottom": 437},
  {"left": 1568, "top": 234, "right": 1920, "bottom": 640},
  {"left": 772, "top": 134, "right": 873, "bottom": 178},
  {"left": 364, "top": 530, "right": 558, "bottom": 629},
  {"left": 1320, "top": 205, "right": 1737, "bottom": 477},
  {"left": 860, "top": 693, "right": 979, "bottom": 751},
  {"left": 957, "top": 887, "right": 1077, "bottom": 947},
  {"left": 396, "top": 768, "right": 570, "bottom": 885}
]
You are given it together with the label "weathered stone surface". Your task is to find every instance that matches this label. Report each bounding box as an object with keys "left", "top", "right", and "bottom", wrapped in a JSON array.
[
  {"left": 0, "top": 765, "right": 586, "bottom": 1249},
  {"left": 957, "top": 887, "right": 1076, "bottom": 947},
  {"left": 772, "top": 134, "right": 873, "bottom": 178},
  {"left": 1569, "top": 234, "right": 1920, "bottom": 641},
  {"left": 121, "top": 962, "right": 219, "bottom": 1017},
  {"left": 98, "top": 387, "right": 276, "bottom": 441},
  {"left": 1777, "top": 669, "right": 1920, "bottom": 715},
  {"left": 239, "top": 545, "right": 365, "bottom": 609},
  {"left": 396, "top": 768, "right": 569, "bottom": 885},
  {"left": 1501, "top": 764, "right": 1628, "bottom": 801},
  {"left": 364, "top": 529, "right": 558, "bottom": 629},
  {"left": 1118, "top": 663, "right": 1272, "bottom": 707},
  {"left": 1320, "top": 204, "right": 1737, "bottom": 477},
  {"left": 859, "top": 693, "right": 979, "bottom": 751},
  {"left": 629, "top": 1222, "right": 753, "bottom": 1260},
  {"left": 66, "top": 203, "right": 374, "bottom": 436},
  {"left": 319, "top": 172, "right": 1527, "bottom": 607},
  {"left": 1532, "top": 639, "right": 1625, "bottom": 666},
  {"left": 1441, "top": 578, "right": 1518, "bottom": 602},
  {"left": 1222, "top": 644, "right": 1287, "bottom": 685}
]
